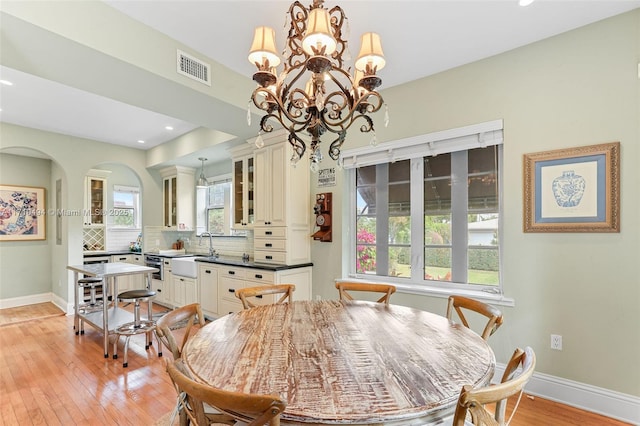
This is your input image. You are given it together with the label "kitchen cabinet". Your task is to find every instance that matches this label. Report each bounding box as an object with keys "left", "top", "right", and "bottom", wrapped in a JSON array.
[
  {"left": 162, "top": 259, "right": 174, "bottom": 306},
  {"left": 84, "top": 170, "right": 110, "bottom": 227},
  {"left": 198, "top": 263, "right": 218, "bottom": 318},
  {"left": 214, "top": 263, "right": 313, "bottom": 315},
  {"left": 172, "top": 275, "right": 197, "bottom": 307},
  {"left": 110, "top": 254, "right": 147, "bottom": 292},
  {"left": 160, "top": 166, "right": 195, "bottom": 230},
  {"left": 152, "top": 279, "right": 167, "bottom": 306},
  {"left": 250, "top": 131, "right": 311, "bottom": 265},
  {"left": 229, "top": 144, "right": 255, "bottom": 229}
]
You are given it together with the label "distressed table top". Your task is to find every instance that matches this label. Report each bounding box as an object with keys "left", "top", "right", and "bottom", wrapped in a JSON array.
[{"left": 183, "top": 300, "right": 495, "bottom": 425}]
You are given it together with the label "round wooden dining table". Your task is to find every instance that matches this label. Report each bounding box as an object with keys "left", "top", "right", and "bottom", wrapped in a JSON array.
[{"left": 182, "top": 300, "right": 495, "bottom": 425}]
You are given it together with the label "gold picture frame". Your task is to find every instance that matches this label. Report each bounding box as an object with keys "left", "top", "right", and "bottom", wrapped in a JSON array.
[
  {"left": 523, "top": 142, "right": 620, "bottom": 233},
  {"left": 0, "top": 184, "right": 47, "bottom": 241}
]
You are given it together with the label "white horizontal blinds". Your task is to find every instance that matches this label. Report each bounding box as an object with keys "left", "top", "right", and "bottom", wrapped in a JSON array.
[
  {"left": 341, "top": 119, "right": 503, "bottom": 169},
  {"left": 113, "top": 185, "right": 140, "bottom": 193}
]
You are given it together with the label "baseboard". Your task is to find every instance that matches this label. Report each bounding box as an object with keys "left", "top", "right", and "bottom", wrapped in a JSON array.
[
  {"left": 0, "top": 292, "right": 53, "bottom": 309},
  {"left": 494, "top": 363, "right": 640, "bottom": 425},
  {"left": 0, "top": 292, "right": 73, "bottom": 315}
]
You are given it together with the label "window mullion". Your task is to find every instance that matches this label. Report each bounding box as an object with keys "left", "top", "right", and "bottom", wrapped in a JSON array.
[
  {"left": 450, "top": 151, "right": 468, "bottom": 283},
  {"left": 376, "top": 164, "right": 389, "bottom": 275},
  {"left": 410, "top": 158, "right": 423, "bottom": 281}
]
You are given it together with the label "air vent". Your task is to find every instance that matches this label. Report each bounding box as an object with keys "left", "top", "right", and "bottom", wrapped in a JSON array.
[{"left": 177, "top": 49, "right": 211, "bottom": 86}]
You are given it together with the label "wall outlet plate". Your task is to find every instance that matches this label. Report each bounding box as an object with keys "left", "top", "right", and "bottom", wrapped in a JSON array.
[{"left": 551, "top": 334, "right": 563, "bottom": 350}]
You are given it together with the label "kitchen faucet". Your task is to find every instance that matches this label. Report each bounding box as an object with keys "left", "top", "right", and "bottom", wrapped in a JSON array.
[{"left": 199, "top": 232, "right": 218, "bottom": 257}]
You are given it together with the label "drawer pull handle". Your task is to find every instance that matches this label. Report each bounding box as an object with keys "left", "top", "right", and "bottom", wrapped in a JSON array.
[
  {"left": 228, "top": 271, "right": 235, "bottom": 275},
  {"left": 119, "top": 257, "right": 126, "bottom": 260},
  {"left": 255, "top": 274, "right": 263, "bottom": 279},
  {"left": 228, "top": 288, "right": 236, "bottom": 293},
  {"left": 205, "top": 270, "right": 211, "bottom": 274},
  {"left": 256, "top": 295, "right": 263, "bottom": 299},
  {"left": 265, "top": 243, "right": 272, "bottom": 247},
  {"left": 265, "top": 231, "right": 273, "bottom": 235},
  {"left": 266, "top": 256, "right": 273, "bottom": 260}
]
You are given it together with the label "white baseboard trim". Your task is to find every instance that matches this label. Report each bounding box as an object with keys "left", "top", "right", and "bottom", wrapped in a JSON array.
[
  {"left": 494, "top": 363, "right": 640, "bottom": 425},
  {"left": 0, "top": 292, "right": 73, "bottom": 315},
  {"left": 0, "top": 292, "right": 52, "bottom": 309}
]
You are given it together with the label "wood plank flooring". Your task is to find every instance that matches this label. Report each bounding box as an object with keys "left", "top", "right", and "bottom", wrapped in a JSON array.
[{"left": 0, "top": 303, "right": 631, "bottom": 426}]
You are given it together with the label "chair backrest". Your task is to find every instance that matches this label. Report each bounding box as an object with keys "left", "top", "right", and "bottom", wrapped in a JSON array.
[
  {"left": 335, "top": 281, "right": 396, "bottom": 306},
  {"left": 452, "top": 347, "right": 536, "bottom": 426},
  {"left": 235, "top": 284, "right": 295, "bottom": 309},
  {"left": 166, "top": 359, "right": 286, "bottom": 426},
  {"left": 156, "top": 303, "right": 205, "bottom": 359},
  {"left": 446, "top": 295, "right": 504, "bottom": 340}
]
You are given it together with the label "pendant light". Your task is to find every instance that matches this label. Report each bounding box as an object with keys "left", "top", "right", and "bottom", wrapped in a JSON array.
[{"left": 196, "top": 157, "right": 210, "bottom": 188}]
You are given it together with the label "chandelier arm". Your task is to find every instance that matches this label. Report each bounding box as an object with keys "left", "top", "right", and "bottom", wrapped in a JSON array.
[
  {"left": 327, "top": 5, "right": 348, "bottom": 68},
  {"left": 288, "top": 131, "right": 307, "bottom": 159},
  {"left": 285, "top": 1, "right": 311, "bottom": 70},
  {"left": 328, "top": 131, "right": 347, "bottom": 161}
]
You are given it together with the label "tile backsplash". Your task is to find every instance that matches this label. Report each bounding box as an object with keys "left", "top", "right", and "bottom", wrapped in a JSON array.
[{"left": 143, "top": 226, "right": 253, "bottom": 258}]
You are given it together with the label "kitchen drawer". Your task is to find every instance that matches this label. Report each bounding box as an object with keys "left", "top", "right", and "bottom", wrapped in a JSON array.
[
  {"left": 254, "top": 227, "right": 286, "bottom": 239},
  {"left": 253, "top": 250, "right": 286, "bottom": 264},
  {"left": 218, "top": 299, "right": 243, "bottom": 316},
  {"left": 254, "top": 239, "right": 287, "bottom": 251},
  {"left": 219, "top": 276, "right": 244, "bottom": 302},
  {"left": 245, "top": 269, "right": 275, "bottom": 283},
  {"left": 218, "top": 266, "right": 247, "bottom": 280}
]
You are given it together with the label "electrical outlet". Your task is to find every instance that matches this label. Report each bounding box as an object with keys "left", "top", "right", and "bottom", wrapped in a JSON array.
[{"left": 551, "top": 334, "right": 562, "bottom": 350}]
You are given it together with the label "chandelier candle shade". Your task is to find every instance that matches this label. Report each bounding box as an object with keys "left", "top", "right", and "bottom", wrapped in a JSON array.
[{"left": 247, "top": 0, "right": 388, "bottom": 171}]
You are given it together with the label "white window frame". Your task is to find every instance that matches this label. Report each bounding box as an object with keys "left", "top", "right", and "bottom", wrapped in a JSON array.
[
  {"left": 342, "top": 120, "right": 514, "bottom": 305},
  {"left": 111, "top": 185, "right": 140, "bottom": 229}
]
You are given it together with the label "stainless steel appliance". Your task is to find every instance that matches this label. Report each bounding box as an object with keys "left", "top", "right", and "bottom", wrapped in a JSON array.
[{"left": 144, "top": 254, "right": 163, "bottom": 281}]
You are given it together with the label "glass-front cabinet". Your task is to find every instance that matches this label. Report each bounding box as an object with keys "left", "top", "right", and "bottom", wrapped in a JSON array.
[
  {"left": 230, "top": 146, "right": 255, "bottom": 229},
  {"left": 159, "top": 166, "right": 195, "bottom": 230},
  {"left": 84, "top": 169, "right": 111, "bottom": 227}
]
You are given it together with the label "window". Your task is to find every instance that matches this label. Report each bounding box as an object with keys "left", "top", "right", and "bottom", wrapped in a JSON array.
[
  {"left": 345, "top": 120, "right": 503, "bottom": 294},
  {"left": 112, "top": 185, "right": 140, "bottom": 229},
  {"left": 196, "top": 174, "right": 239, "bottom": 236}
]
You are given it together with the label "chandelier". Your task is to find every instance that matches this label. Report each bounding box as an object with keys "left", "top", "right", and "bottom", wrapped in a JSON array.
[{"left": 247, "top": 0, "right": 388, "bottom": 171}]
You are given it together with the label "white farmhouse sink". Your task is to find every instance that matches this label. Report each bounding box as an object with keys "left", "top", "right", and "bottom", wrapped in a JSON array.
[{"left": 171, "top": 257, "right": 198, "bottom": 278}]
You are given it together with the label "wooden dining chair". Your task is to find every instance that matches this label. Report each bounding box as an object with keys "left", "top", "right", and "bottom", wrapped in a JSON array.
[
  {"left": 446, "top": 295, "right": 504, "bottom": 340},
  {"left": 166, "top": 359, "right": 286, "bottom": 426},
  {"left": 452, "top": 346, "right": 536, "bottom": 426},
  {"left": 335, "top": 281, "right": 396, "bottom": 306},
  {"left": 235, "top": 284, "right": 295, "bottom": 309},
  {"left": 155, "top": 303, "right": 205, "bottom": 359}
]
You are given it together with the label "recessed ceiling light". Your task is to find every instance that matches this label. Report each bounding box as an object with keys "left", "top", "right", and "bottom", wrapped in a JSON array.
[
  {"left": 0, "top": 80, "right": 14, "bottom": 86},
  {"left": 137, "top": 140, "right": 145, "bottom": 144},
  {"left": 519, "top": 0, "right": 535, "bottom": 6},
  {"left": 165, "top": 126, "right": 174, "bottom": 131}
]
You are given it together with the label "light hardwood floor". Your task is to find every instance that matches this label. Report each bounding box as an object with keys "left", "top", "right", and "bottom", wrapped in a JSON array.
[{"left": 0, "top": 303, "right": 631, "bottom": 425}]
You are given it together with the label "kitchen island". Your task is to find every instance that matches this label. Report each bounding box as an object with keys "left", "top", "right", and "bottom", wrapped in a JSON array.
[{"left": 67, "top": 262, "right": 158, "bottom": 358}]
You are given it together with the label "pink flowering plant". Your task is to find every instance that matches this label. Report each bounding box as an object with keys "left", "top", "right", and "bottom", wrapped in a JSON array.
[{"left": 356, "top": 228, "right": 376, "bottom": 273}]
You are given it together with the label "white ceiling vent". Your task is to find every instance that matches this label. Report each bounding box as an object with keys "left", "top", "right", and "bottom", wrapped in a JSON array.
[{"left": 177, "top": 49, "right": 211, "bottom": 86}]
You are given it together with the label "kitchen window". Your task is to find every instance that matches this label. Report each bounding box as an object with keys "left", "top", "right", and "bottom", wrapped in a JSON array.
[
  {"left": 196, "top": 174, "right": 242, "bottom": 236},
  {"left": 112, "top": 185, "right": 140, "bottom": 229},
  {"left": 344, "top": 120, "right": 504, "bottom": 295}
]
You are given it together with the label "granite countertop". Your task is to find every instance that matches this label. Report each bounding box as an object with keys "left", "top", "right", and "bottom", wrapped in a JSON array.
[
  {"left": 195, "top": 256, "right": 313, "bottom": 271},
  {"left": 83, "top": 250, "right": 138, "bottom": 257}
]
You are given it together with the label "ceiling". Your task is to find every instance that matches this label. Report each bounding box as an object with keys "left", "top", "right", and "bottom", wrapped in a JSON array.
[{"left": 1, "top": 1, "right": 638, "bottom": 168}]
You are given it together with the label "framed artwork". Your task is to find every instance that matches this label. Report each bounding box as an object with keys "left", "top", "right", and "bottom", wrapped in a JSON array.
[
  {"left": 0, "top": 184, "right": 46, "bottom": 241},
  {"left": 523, "top": 142, "right": 620, "bottom": 233}
]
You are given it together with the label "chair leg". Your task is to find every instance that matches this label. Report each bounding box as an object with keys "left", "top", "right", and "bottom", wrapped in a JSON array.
[{"left": 155, "top": 330, "right": 163, "bottom": 357}]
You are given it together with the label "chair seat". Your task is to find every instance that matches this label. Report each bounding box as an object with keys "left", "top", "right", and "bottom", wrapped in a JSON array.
[{"left": 77, "top": 277, "right": 103, "bottom": 286}]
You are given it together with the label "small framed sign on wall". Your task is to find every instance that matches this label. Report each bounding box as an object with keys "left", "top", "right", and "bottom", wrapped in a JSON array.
[
  {"left": 0, "top": 184, "right": 47, "bottom": 241},
  {"left": 523, "top": 142, "right": 620, "bottom": 233}
]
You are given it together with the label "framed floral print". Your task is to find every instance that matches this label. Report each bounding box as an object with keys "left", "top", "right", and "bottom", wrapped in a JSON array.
[{"left": 0, "top": 184, "right": 46, "bottom": 241}]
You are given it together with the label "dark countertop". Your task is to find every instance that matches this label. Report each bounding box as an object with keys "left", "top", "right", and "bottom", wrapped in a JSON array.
[
  {"left": 195, "top": 257, "right": 313, "bottom": 271},
  {"left": 83, "top": 250, "right": 138, "bottom": 257}
]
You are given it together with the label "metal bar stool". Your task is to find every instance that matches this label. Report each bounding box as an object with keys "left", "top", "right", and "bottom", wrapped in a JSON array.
[
  {"left": 75, "top": 277, "right": 104, "bottom": 335},
  {"left": 111, "top": 289, "right": 158, "bottom": 367}
]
